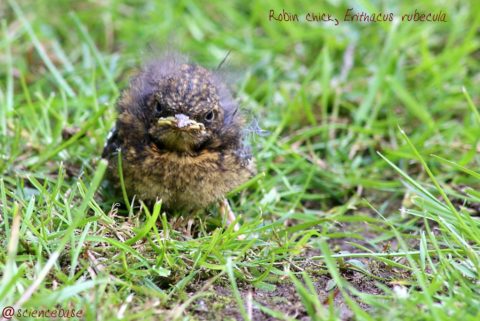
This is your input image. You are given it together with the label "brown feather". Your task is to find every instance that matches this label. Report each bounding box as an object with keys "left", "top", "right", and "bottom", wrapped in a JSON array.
[{"left": 102, "top": 54, "right": 255, "bottom": 212}]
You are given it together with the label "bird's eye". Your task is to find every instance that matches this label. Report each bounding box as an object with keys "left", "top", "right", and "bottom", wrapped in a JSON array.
[
  {"left": 155, "top": 101, "right": 164, "bottom": 114},
  {"left": 204, "top": 111, "right": 215, "bottom": 122}
]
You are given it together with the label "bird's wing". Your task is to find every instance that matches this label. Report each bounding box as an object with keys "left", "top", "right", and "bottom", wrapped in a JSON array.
[{"left": 102, "top": 126, "right": 121, "bottom": 159}]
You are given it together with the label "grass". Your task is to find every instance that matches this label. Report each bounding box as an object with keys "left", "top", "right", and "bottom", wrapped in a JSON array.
[{"left": 0, "top": 0, "right": 479, "bottom": 320}]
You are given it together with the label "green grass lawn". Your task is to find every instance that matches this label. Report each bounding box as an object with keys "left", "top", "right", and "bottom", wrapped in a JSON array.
[{"left": 1, "top": 1, "right": 479, "bottom": 320}]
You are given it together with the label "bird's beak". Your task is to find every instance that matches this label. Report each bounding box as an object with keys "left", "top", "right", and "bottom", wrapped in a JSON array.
[
  {"left": 175, "top": 114, "right": 196, "bottom": 129},
  {"left": 157, "top": 114, "right": 204, "bottom": 131},
  {"left": 157, "top": 116, "right": 176, "bottom": 126}
]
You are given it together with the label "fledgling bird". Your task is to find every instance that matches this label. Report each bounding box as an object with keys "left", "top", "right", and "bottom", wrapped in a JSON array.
[{"left": 102, "top": 54, "right": 255, "bottom": 227}]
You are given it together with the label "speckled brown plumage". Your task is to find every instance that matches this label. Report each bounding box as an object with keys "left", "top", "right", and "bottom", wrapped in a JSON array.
[{"left": 102, "top": 55, "right": 255, "bottom": 214}]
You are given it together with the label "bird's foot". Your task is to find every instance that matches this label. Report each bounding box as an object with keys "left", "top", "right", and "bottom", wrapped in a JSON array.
[
  {"left": 219, "top": 199, "right": 246, "bottom": 240},
  {"left": 169, "top": 216, "right": 195, "bottom": 238},
  {"left": 219, "top": 198, "right": 240, "bottom": 233}
]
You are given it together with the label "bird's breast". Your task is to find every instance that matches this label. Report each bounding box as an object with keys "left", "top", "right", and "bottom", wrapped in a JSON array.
[{"left": 120, "top": 144, "right": 253, "bottom": 211}]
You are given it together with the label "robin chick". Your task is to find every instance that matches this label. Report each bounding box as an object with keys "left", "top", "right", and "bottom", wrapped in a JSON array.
[{"left": 102, "top": 55, "right": 255, "bottom": 228}]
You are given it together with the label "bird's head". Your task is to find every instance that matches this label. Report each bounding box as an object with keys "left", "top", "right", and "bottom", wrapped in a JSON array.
[{"left": 116, "top": 56, "right": 243, "bottom": 154}]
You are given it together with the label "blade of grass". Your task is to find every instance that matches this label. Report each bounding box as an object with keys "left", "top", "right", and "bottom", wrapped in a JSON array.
[
  {"left": 8, "top": 0, "right": 75, "bottom": 97},
  {"left": 28, "top": 103, "right": 108, "bottom": 169},
  {"left": 124, "top": 201, "right": 161, "bottom": 245},
  {"left": 70, "top": 12, "right": 118, "bottom": 95},
  {"left": 431, "top": 154, "right": 480, "bottom": 180},
  {"left": 117, "top": 149, "right": 132, "bottom": 213},
  {"left": 462, "top": 86, "right": 480, "bottom": 125},
  {"left": 11, "top": 159, "right": 107, "bottom": 309},
  {"left": 226, "top": 257, "right": 250, "bottom": 321},
  {"left": 398, "top": 127, "right": 480, "bottom": 245}
]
